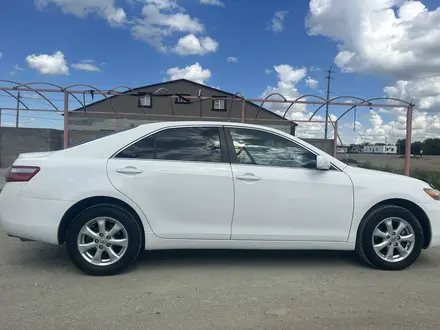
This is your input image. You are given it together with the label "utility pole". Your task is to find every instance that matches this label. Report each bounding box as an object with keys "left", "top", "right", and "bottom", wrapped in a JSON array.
[
  {"left": 15, "top": 91, "right": 20, "bottom": 128},
  {"left": 324, "top": 66, "right": 335, "bottom": 140}
]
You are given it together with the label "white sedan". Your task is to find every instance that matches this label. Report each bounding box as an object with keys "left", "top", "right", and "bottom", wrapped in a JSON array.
[{"left": 1, "top": 121, "right": 439, "bottom": 276}]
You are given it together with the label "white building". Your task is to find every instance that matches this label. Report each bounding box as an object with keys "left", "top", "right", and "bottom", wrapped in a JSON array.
[{"left": 363, "top": 145, "right": 397, "bottom": 154}]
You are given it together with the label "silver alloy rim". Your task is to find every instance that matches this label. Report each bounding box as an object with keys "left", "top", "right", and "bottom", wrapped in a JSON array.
[
  {"left": 372, "top": 217, "right": 415, "bottom": 263},
  {"left": 77, "top": 217, "right": 129, "bottom": 267}
]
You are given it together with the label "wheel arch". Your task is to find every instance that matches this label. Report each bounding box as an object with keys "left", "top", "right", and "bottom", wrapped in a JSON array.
[
  {"left": 58, "top": 196, "right": 146, "bottom": 246},
  {"left": 360, "top": 198, "right": 431, "bottom": 248}
]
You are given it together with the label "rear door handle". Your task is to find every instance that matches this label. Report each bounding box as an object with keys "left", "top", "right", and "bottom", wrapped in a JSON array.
[
  {"left": 116, "top": 166, "right": 143, "bottom": 174},
  {"left": 236, "top": 173, "right": 261, "bottom": 182}
]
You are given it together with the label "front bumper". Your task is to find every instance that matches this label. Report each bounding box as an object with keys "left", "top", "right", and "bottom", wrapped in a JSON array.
[
  {"left": 420, "top": 202, "right": 440, "bottom": 248},
  {"left": 0, "top": 183, "right": 73, "bottom": 245}
]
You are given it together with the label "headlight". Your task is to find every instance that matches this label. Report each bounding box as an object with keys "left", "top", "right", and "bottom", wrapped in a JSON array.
[{"left": 424, "top": 188, "right": 440, "bottom": 200}]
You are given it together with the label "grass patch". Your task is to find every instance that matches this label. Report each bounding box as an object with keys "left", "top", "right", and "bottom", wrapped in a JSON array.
[{"left": 357, "top": 161, "right": 440, "bottom": 188}]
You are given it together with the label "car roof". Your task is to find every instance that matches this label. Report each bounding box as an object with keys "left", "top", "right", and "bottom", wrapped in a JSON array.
[{"left": 137, "top": 120, "right": 277, "bottom": 129}]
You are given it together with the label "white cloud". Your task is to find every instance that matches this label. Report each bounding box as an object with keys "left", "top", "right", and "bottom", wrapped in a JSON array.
[
  {"left": 309, "top": 66, "right": 322, "bottom": 72},
  {"left": 35, "top": 0, "right": 126, "bottom": 25},
  {"left": 268, "top": 10, "right": 289, "bottom": 32},
  {"left": 26, "top": 51, "right": 69, "bottom": 75},
  {"left": 35, "top": 0, "right": 216, "bottom": 55},
  {"left": 145, "top": 0, "right": 178, "bottom": 10},
  {"left": 384, "top": 76, "right": 440, "bottom": 112},
  {"left": 351, "top": 109, "right": 440, "bottom": 143},
  {"left": 132, "top": 2, "right": 216, "bottom": 53},
  {"left": 173, "top": 34, "right": 219, "bottom": 55},
  {"left": 305, "top": 0, "right": 440, "bottom": 144},
  {"left": 200, "top": 0, "right": 225, "bottom": 7},
  {"left": 306, "top": 0, "right": 440, "bottom": 79},
  {"left": 14, "top": 64, "right": 24, "bottom": 71},
  {"left": 72, "top": 61, "right": 101, "bottom": 72},
  {"left": 227, "top": 56, "right": 238, "bottom": 63},
  {"left": 264, "top": 68, "right": 273, "bottom": 74},
  {"left": 261, "top": 64, "right": 308, "bottom": 114},
  {"left": 166, "top": 62, "right": 211, "bottom": 84},
  {"left": 305, "top": 76, "right": 319, "bottom": 89}
]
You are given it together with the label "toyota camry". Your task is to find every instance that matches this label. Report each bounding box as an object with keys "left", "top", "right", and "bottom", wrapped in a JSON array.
[{"left": 1, "top": 121, "right": 439, "bottom": 275}]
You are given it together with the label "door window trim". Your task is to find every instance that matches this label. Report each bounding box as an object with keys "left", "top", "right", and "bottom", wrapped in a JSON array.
[
  {"left": 223, "top": 126, "right": 341, "bottom": 171},
  {"left": 111, "top": 125, "right": 231, "bottom": 164}
]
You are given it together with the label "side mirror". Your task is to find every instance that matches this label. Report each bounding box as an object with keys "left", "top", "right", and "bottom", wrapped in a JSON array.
[{"left": 316, "top": 155, "right": 331, "bottom": 170}]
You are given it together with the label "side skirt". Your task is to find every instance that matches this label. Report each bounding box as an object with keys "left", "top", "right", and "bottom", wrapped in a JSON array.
[{"left": 144, "top": 233, "right": 355, "bottom": 251}]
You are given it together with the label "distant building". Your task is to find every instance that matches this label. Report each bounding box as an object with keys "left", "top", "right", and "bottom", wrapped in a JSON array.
[
  {"left": 337, "top": 146, "right": 349, "bottom": 153},
  {"left": 363, "top": 145, "right": 397, "bottom": 154}
]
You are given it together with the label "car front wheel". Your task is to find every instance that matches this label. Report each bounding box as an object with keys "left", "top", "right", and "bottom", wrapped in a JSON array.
[
  {"left": 356, "top": 205, "right": 424, "bottom": 270},
  {"left": 66, "top": 204, "right": 143, "bottom": 276}
]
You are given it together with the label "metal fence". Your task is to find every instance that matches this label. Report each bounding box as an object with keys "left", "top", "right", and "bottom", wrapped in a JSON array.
[{"left": 0, "top": 80, "right": 414, "bottom": 174}]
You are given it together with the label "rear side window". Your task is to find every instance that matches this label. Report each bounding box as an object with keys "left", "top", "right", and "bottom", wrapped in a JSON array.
[
  {"left": 115, "top": 127, "right": 222, "bottom": 163},
  {"left": 115, "top": 135, "right": 154, "bottom": 159},
  {"left": 155, "top": 127, "right": 222, "bottom": 162}
]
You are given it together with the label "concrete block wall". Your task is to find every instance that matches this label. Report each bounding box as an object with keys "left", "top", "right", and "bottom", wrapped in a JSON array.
[
  {"left": 302, "top": 138, "right": 334, "bottom": 155},
  {"left": 0, "top": 127, "right": 63, "bottom": 168},
  {"left": 0, "top": 128, "right": 115, "bottom": 168}
]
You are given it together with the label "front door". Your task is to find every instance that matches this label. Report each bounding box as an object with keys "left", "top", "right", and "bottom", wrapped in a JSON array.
[
  {"left": 107, "top": 125, "right": 234, "bottom": 240},
  {"left": 226, "top": 127, "right": 354, "bottom": 242}
]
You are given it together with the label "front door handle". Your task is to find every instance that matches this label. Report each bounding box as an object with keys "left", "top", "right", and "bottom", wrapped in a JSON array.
[
  {"left": 236, "top": 173, "right": 261, "bottom": 182},
  {"left": 116, "top": 166, "right": 143, "bottom": 174}
]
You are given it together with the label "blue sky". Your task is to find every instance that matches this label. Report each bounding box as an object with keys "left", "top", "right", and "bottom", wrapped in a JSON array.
[{"left": 1, "top": 0, "right": 440, "bottom": 143}]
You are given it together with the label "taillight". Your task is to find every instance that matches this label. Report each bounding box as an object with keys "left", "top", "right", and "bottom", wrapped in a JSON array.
[{"left": 5, "top": 166, "right": 40, "bottom": 182}]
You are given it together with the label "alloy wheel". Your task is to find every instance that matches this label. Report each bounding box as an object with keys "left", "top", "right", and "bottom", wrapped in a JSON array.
[
  {"left": 77, "top": 217, "right": 129, "bottom": 266},
  {"left": 372, "top": 217, "right": 415, "bottom": 263}
]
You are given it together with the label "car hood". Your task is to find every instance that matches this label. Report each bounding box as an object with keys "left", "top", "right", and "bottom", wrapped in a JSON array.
[{"left": 344, "top": 165, "right": 429, "bottom": 185}]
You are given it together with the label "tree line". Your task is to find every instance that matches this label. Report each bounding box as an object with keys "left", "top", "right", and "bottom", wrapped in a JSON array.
[{"left": 396, "top": 138, "right": 440, "bottom": 155}]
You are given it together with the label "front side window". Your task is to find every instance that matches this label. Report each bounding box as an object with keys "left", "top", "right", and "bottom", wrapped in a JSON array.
[
  {"left": 229, "top": 128, "right": 317, "bottom": 168},
  {"left": 155, "top": 127, "right": 222, "bottom": 162}
]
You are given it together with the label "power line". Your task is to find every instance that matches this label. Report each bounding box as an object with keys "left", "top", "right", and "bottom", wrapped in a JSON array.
[
  {"left": 0, "top": 113, "right": 63, "bottom": 121},
  {"left": 0, "top": 94, "right": 93, "bottom": 104}
]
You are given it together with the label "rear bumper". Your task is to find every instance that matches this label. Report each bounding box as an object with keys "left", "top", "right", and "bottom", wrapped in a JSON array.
[{"left": 0, "top": 183, "right": 73, "bottom": 245}]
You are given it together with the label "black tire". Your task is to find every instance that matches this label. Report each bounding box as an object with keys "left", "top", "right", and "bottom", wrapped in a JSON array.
[
  {"left": 66, "top": 204, "right": 143, "bottom": 276},
  {"left": 355, "top": 205, "right": 424, "bottom": 270}
]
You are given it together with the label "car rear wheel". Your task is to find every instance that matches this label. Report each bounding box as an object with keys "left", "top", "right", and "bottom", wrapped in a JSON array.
[
  {"left": 66, "top": 204, "right": 143, "bottom": 276},
  {"left": 356, "top": 205, "right": 424, "bottom": 270}
]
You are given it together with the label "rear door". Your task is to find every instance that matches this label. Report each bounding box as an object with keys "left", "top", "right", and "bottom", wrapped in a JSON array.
[{"left": 107, "top": 125, "right": 234, "bottom": 240}]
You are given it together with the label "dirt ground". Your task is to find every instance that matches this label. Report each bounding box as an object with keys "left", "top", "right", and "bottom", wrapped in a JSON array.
[
  {"left": 2, "top": 230, "right": 440, "bottom": 329},
  {"left": 337, "top": 154, "right": 440, "bottom": 171}
]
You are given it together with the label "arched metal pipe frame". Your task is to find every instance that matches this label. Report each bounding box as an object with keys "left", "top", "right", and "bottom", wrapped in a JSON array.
[
  {"left": 255, "top": 93, "right": 288, "bottom": 120},
  {"left": 0, "top": 82, "right": 416, "bottom": 176},
  {"left": 309, "top": 96, "right": 371, "bottom": 121},
  {"left": 1, "top": 80, "right": 85, "bottom": 108},
  {"left": 228, "top": 92, "right": 245, "bottom": 120},
  {"left": 153, "top": 88, "right": 175, "bottom": 116},
  {"left": 281, "top": 94, "right": 328, "bottom": 119},
  {"left": 105, "top": 86, "right": 143, "bottom": 130},
  {"left": 64, "top": 84, "right": 117, "bottom": 114},
  {"left": 0, "top": 90, "right": 29, "bottom": 109}
]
